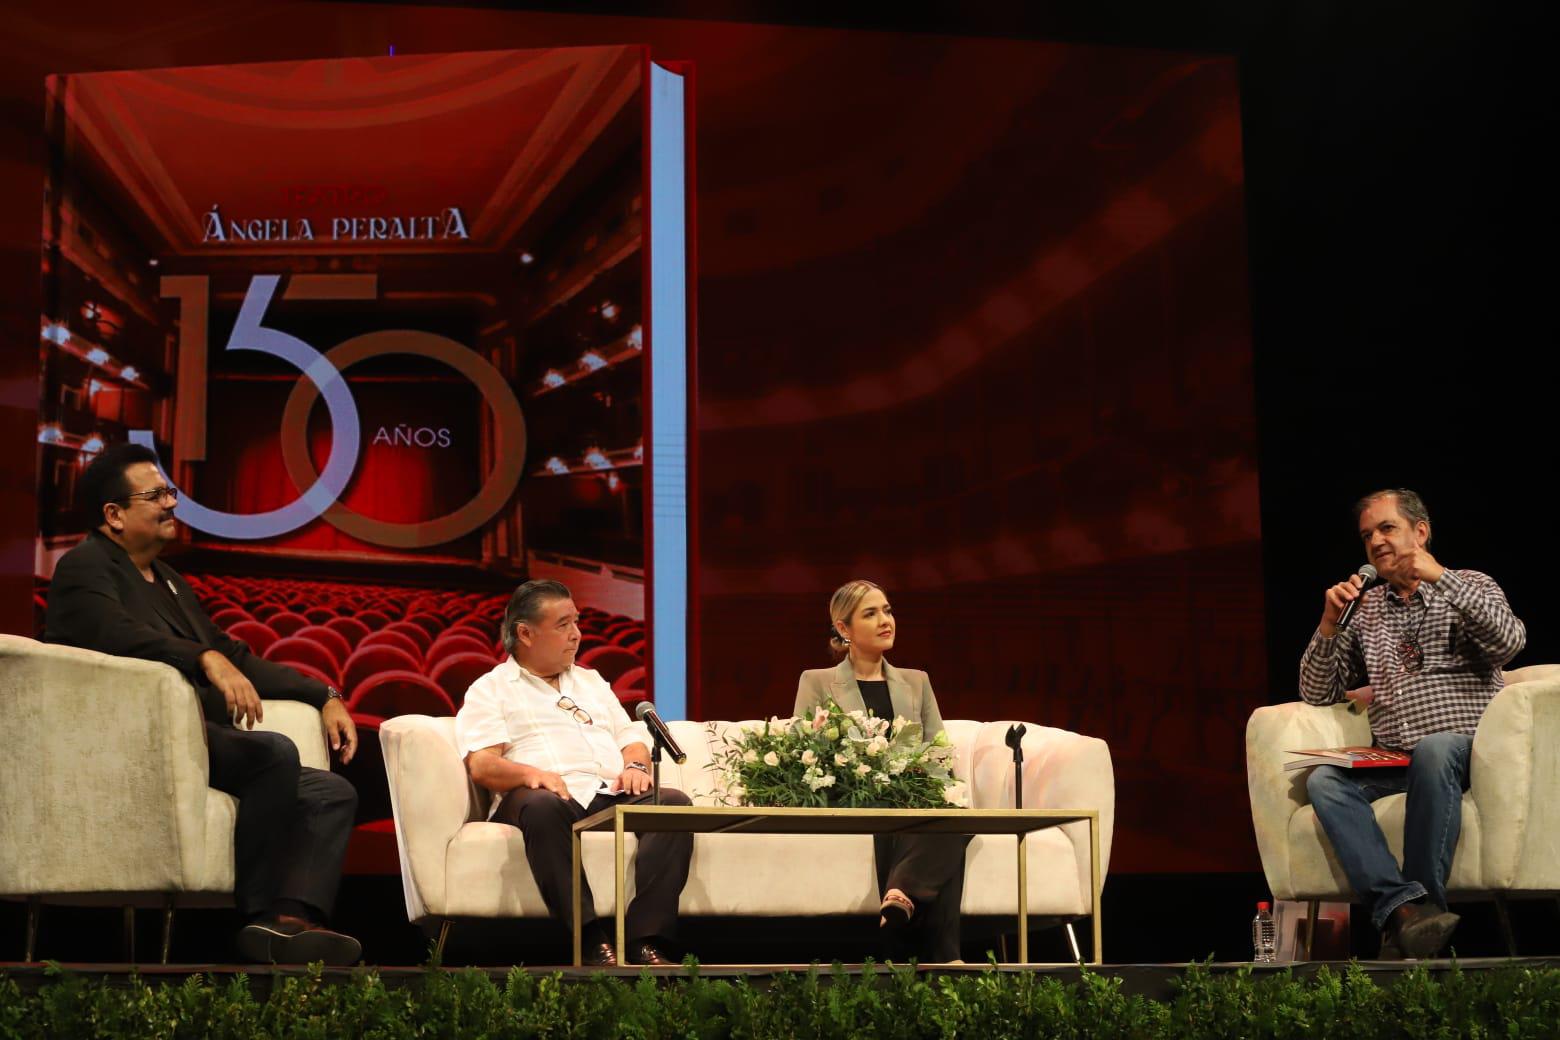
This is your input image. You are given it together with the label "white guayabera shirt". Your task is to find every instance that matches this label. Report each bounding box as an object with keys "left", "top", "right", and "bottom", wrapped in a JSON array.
[{"left": 456, "top": 658, "right": 650, "bottom": 815}]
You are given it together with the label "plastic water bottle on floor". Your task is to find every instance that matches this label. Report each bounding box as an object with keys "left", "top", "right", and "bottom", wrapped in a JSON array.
[{"left": 1252, "top": 901, "right": 1277, "bottom": 963}]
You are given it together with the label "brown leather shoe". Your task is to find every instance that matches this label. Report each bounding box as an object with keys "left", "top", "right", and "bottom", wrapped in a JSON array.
[
  {"left": 627, "top": 940, "right": 674, "bottom": 966},
  {"left": 1385, "top": 902, "right": 1459, "bottom": 960},
  {"left": 582, "top": 941, "right": 618, "bottom": 967}
]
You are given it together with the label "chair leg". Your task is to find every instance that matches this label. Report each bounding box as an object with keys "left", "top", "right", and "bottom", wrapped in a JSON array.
[
  {"left": 1493, "top": 895, "right": 1518, "bottom": 956},
  {"left": 160, "top": 900, "right": 175, "bottom": 965},
  {"left": 24, "top": 898, "right": 40, "bottom": 962},
  {"left": 122, "top": 905, "right": 136, "bottom": 964},
  {"left": 996, "top": 933, "right": 1010, "bottom": 963},
  {"left": 434, "top": 919, "right": 451, "bottom": 961},
  {"left": 1304, "top": 900, "right": 1319, "bottom": 961},
  {"left": 1065, "top": 922, "right": 1083, "bottom": 963}
]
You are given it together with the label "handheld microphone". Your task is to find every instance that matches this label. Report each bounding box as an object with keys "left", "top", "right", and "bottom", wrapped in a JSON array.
[
  {"left": 635, "top": 701, "right": 687, "bottom": 764},
  {"left": 1335, "top": 563, "right": 1378, "bottom": 631}
]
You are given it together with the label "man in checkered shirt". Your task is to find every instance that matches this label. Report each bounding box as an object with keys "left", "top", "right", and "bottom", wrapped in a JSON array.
[{"left": 1298, "top": 488, "right": 1525, "bottom": 960}]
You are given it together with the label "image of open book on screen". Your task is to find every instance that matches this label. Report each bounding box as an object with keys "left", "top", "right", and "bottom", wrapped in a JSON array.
[{"left": 1283, "top": 746, "right": 1412, "bottom": 771}]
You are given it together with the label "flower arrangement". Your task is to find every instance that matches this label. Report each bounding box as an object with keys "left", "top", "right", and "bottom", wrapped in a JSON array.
[{"left": 710, "top": 700, "right": 967, "bottom": 809}]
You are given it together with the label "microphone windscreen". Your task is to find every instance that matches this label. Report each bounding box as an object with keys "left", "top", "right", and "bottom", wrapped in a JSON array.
[
  {"left": 1358, "top": 563, "right": 1378, "bottom": 582},
  {"left": 635, "top": 701, "right": 656, "bottom": 721}
]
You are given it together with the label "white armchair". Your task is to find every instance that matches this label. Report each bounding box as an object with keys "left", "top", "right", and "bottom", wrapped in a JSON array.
[
  {"left": 379, "top": 713, "right": 1115, "bottom": 961},
  {"left": 1246, "top": 665, "right": 1560, "bottom": 955},
  {"left": 0, "top": 634, "right": 329, "bottom": 962}
]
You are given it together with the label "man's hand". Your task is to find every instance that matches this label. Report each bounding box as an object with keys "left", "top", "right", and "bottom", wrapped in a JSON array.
[
  {"left": 524, "top": 766, "right": 570, "bottom": 798},
  {"left": 321, "top": 699, "right": 358, "bottom": 764},
  {"left": 201, "top": 650, "right": 263, "bottom": 728},
  {"left": 1379, "top": 546, "right": 1445, "bottom": 588},
  {"left": 1319, "top": 572, "right": 1369, "bottom": 636},
  {"left": 613, "top": 763, "right": 652, "bottom": 796}
]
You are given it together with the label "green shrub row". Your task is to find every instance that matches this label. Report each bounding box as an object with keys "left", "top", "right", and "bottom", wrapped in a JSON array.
[{"left": 2, "top": 960, "right": 1557, "bottom": 1039}]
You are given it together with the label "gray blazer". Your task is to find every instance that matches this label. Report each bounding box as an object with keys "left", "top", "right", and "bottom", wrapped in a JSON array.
[{"left": 793, "top": 658, "right": 946, "bottom": 740}]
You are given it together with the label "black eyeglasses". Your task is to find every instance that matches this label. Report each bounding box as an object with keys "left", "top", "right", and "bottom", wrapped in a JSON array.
[
  {"left": 556, "top": 695, "right": 592, "bottom": 725},
  {"left": 122, "top": 486, "right": 178, "bottom": 505}
]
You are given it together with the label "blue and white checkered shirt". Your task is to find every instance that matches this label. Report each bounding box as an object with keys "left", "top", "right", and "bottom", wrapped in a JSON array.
[{"left": 1298, "top": 569, "right": 1525, "bottom": 750}]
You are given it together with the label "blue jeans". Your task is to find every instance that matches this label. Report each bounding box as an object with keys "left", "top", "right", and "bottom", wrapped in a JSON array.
[{"left": 1304, "top": 732, "right": 1472, "bottom": 930}]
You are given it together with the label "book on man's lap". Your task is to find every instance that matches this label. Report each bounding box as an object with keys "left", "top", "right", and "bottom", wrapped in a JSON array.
[{"left": 1283, "top": 746, "right": 1412, "bottom": 772}]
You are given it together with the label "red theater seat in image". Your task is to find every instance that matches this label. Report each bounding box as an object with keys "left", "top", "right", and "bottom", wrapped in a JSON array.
[
  {"left": 304, "top": 607, "right": 336, "bottom": 625},
  {"left": 342, "top": 644, "right": 422, "bottom": 697},
  {"left": 342, "top": 818, "right": 401, "bottom": 876},
  {"left": 429, "top": 652, "right": 499, "bottom": 710},
  {"left": 264, "top": 637, "right": 341, "bottom": 687},
  {"left": 252, "top": 602, "right": 285, "bottom": 621},
  {"left": 402, "top": 613, "right": 445, "bottom": 640},
  {"left": 348, "top": 670, "right": 456, "bottom": 717},
  {"left": 427, "top": 634, "right": 496, "bottom": 665},
  {"left": 611, "top": 665, "right": 646, "bottom": 697},
  {"left": 293, "top": 625, "right": 352, "bottom": 670},
  {"left": 358, "top": 630, "right": 424, "bottom": 665},
  {"left": 228, "top": 620, "right": 280, "bottom": 656},
  {"left": 268, "top": 612, "right": 310, "bottom": 638},
  {"left": 577, "top": 635, "right": 608, "bottom": 655},
  {"left": 210, "top": 607, "right": 251, "bottom": 629},
  {"left": 356, "top": 610, "right": 391, "bottom": 629},
  {"left": 385, "top": 621, "right": 433, "bottom": 653},
  {"left": 609, "top": 627, "right": 644, "bottom": 647},
  {"left": 325, "top": 616, "right": 371, "bottom": 649},
  {"left": 578, "top": 645, "right": 640, "bottom": 683}
]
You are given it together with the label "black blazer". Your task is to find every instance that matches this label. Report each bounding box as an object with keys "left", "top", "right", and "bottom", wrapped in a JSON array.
[{"left": 44, "top": 530, "right": 330, "bottom": 724}]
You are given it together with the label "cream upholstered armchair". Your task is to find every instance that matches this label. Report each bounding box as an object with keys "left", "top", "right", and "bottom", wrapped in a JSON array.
[
  {"left": 1246, "top": 665, "right": 1560, "bottom": 955},
  {"left": 379, "top": 714, "right": 1115, "bottom": 962},
  {"left": 0, "top": 634, "right": 329, "bottom": 962}
]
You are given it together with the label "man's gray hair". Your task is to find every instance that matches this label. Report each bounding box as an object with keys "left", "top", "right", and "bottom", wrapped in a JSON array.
[
  {"left": 500, "top": 579, "right": 573, "bottom": 657},
  {"left": 1354, "top": 488, "right": 1432, "bottom": 546}
]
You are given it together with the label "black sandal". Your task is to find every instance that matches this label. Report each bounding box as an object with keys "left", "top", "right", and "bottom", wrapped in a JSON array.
[{"left": 880, "top": 889, "right": 915, "bottom": 929}]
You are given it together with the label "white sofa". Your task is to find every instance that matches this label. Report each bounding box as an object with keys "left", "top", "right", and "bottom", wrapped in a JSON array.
[
  {"left": 0, "top": 634, "right": 329, "bottom": 962},
  {"left": 379, "top": 714, "right": 1115, "bottom": 960},
  {"left": 1246, "top": 664, "right": 1560, "bottom": 954}
]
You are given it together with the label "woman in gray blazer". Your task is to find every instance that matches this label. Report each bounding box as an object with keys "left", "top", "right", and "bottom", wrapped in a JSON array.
[{"left": 794, "top": 579, "right": 969, "bottom": 962}]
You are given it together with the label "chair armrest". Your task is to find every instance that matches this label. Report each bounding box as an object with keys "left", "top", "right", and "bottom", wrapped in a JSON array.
[
  {"left": 969, "top": 722, "right": 1116, "bottom": 907},
  {"left": 1471, "top": 672, "right": 1560, "bottom": 890},
  {"left": 253, "top": 700, "right": 330, "bottom": 771},
  {"left": 0, "top": 635, "right": 211, "bottom": 896},
  {"left": 380, "top": 715, "right": 474, "bottom": 921},
  {"left": 1245, "top": 700, "right": 1370, "bottom": 899}
]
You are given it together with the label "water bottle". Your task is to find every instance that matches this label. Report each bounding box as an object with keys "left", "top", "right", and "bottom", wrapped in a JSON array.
[{"left": 1252, "top": 901, "right": 1277, "bottom": 963}]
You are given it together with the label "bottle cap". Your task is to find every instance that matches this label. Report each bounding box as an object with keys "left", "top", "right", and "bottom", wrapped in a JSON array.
[{"left": 1257, "top": 901, "right": 1271, "bottom": 911}]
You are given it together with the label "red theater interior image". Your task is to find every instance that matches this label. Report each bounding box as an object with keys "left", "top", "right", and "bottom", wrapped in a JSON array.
[{"left": 1, "top": 0, "right": 1550, "bottom": 986}]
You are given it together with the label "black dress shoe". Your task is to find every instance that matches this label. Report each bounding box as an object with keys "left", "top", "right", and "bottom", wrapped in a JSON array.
[
  {"left": 237, "top": 916, "right": 361, "bottom": 966},
  {"left": 582, "top": 941, "right": 618, "bottom": 967},
  {"left": 1385, "top": 902, "right": 1460, "bottom": 960},
  {"left": 627, "top": 940, "right": 674, "bottom": 966}
]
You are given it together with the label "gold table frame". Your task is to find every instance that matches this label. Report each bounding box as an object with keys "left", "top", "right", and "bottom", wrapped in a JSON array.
[{"left": 570, "top": 805, "right": 1101, "bottom": 966}]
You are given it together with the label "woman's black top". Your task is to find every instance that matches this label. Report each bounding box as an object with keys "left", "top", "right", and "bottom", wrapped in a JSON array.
[{"left": 856, "top": 678, "right": 894, "bottom": 723}]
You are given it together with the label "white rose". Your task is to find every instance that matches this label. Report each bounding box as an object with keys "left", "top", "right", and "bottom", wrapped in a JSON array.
[
  {"left": 855, "top": 763, "right": 872, "bottom": 776},
  {"left": 873, "top": 772, "right": 889, "bottom": 785},
  {"left": 742, "top": 750, "right": 758, "bottom": 764},
  {"left": 801, "top": 749, "right": 817, "bottom": 766},
  {"left": 834, "top": 753, "right": 850, "bottom": 767},
  {"left": 763, "top": 751, "right": 780, "bottom": 767}
]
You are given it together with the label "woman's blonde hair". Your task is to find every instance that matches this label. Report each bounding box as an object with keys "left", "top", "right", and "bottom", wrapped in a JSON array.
[{"left": 827, "top": 579, "right": 883, "bottom": 660}]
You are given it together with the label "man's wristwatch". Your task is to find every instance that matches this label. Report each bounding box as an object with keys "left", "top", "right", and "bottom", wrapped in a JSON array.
[
  {"left": 625, "top": 761, "right": 650, "bottom": 774},
  {"left": 324, "top": 685, "right": 343, "bottom": 702}
]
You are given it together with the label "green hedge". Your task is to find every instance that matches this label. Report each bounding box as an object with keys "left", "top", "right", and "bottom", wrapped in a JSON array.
[{"left": 3, "top": 960, "right": 1558, "bottom": 1039}]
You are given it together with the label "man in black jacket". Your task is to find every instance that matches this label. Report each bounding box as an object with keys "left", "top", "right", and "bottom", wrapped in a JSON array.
[{"left": 44, "top": 442, "right": 362, "bottom": 965}]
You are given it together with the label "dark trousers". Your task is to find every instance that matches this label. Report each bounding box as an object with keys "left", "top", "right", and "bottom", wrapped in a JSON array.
[
  {"left": 875, "top": 833, "right": 971, "bottom": 962},
  {"left": 492, "top": 786, "right": 693, "bottom": 944},
  {"left": 205, "top": 723, "right": 357, "bottom": 921}
]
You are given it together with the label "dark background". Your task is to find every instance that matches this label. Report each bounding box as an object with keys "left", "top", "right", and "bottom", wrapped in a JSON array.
[{"left": 1, "top": 1, "right": 1552, "bottom": 963}]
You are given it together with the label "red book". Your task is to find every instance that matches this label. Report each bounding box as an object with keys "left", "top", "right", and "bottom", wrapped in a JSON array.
[{"left": 1283, "top": 746, "right": 1412, "bottom": 772}]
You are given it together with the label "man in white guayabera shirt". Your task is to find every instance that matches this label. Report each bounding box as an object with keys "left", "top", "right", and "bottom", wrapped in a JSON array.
[
  {"left": 456, "top": 580, "right": 690, "bottom": 966},
  {"left": 1299, "top": 488, "right": 1525, "bottom": 960}
]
